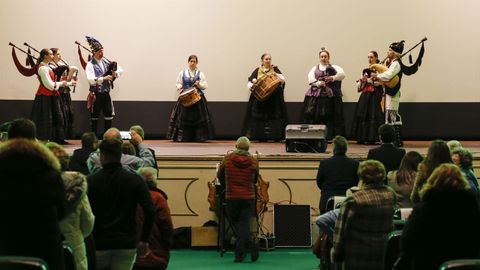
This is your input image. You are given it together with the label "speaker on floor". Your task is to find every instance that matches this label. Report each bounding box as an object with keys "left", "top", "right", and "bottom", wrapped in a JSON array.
[
  {"left": 273, "top": 204, "right": 311, "bottom": 247},
  {"left": 285, "top": 124, "right": 327, "bottom": 153}
]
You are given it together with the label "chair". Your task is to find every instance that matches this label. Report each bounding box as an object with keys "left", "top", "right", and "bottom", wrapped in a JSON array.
[
  {"left": 439, "top": 259, "right": 480, "bottom": 270},
  {"left": 0, "top": 256, "right": 49, "bottom": 270},
  {"left": 63, "top": 242, "right": 76, "bottom": 270},
  {"left": 384, "top": 230, "right": 402, "bottom": 270},
  {"left": 325, "top": 196, "right": 346, "bottom": 212}
]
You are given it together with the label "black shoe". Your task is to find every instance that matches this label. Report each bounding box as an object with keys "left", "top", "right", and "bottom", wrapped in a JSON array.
[{"left": 251, "top": 244, "right": 259, "bottom": 262}]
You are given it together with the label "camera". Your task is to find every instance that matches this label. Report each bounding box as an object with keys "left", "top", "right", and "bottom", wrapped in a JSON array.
[{"left": 119, "top": 131, "right": 131, "bottom": 140}]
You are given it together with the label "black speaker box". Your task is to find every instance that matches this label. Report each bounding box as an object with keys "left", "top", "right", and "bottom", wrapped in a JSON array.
[
  {"left": 273, "top": 204, "right": 311, "bottom": 247},
  {"left": 285, "top": 124, "right": 327, "bottom": 153}
]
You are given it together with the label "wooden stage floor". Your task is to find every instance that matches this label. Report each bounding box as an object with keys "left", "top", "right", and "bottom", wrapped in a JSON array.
[{"left": 62, "top": 140, "right": 480, "bottom": 159}]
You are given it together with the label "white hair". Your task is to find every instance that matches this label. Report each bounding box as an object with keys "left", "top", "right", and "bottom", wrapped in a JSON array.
[{"left": 137, "top": 166, "right": 158, "bottom": 181}]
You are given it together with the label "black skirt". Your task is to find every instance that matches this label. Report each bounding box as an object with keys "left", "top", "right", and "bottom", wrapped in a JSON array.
[
  {"left": 350, "top": 89, "right": 384, "bottom": 144},
  {"left": 300, "top": 95, "right": 345, "bottom": 140},
  {"left": 30, "top": 94, "right": 65, "bottom": 141},
  {"left": 241, "top": 84, "right": 288, "bottom": 141},
  {"left": 166, "top": 95, "right": 215, "bottom": 142},
  {"left": 58, "top": 88, "right": 74, "bottom": 138}
]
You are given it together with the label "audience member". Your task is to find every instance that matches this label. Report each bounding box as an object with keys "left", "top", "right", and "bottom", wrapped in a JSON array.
[
  {"left": 46, "top": 141, "right": 97, "bottom": 270},
  {"left": 69, "top": 132, "right": 98, "bottom": 175},
  {"left": 87, "top": 138, "right": 154, "bottom": 270},
  {"left": 316, "top": 136, "right": 359, "bottom": 213},
  {"left": 400, "top": 164, "right": 480, "bottom": 270},
  {"left": 134, "top": 167, "right": 173, "bottom": 270},
  {"left": 0, "top": 138, "right": 66, "bottom": 270},
  {"left": 452, "top": 147, "right": 478, "bottom": 192},
  {"left": 387, "top": 151, "right": 424, "bottom": 208},
  {"left": 7, "top": 118, "right": 37, "bottom": 140},
  {"left": 447, "top": 140, "right": 462, "bottom": 153},
  {"left": 130, "top": 125, "right": 159, "bottom": 172},
  {"left": 122, "top": 141, "right": 137, "bottom": 156},
  {"left": 332, "top": 160, "right": 396, "bottom": 270},
  {"left": 367, "top": 124, "right": 406, "bottom": 174},
  {"left": 59, "top": 172, "right": 95, "bottom": 270},
  {"left": 217, "top": 136, "right": 260, "bottom": 263},
  {"left": 46, "top": 142, "right": 70, "bottom": 171},
  {"left": 87, "top": 128, "right": 155, "bottom": 174},
  {"left": 411, "top": 139, "right": 452, "bottom": 203}
]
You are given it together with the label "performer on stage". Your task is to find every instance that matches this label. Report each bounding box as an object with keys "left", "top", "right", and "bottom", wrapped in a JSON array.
[
  {"left": 372, "top": 39, "right": 426, "bottom": 147},
  {"left": 50, "top": 48, "right": 78, "bottom": 141},
  {"left": 85, "top": 36, "right": 123, "bottom": 136},
  {"left": 350, "top": 51, "right": 384, "bottom": 144},
  {"left": 31, "top": 48, "right": 76, "bottom": 142},
  {"left": 166, "top": 55, "right": 214, "bottom": 142},
  {"left": 372, "top": 41, "right": 404, "bottom": 147},
  {"left": 300, "top": 48, "right": 346, "bottom": 140},
  {"left": 217, "top": 137, "right": 260, "bottom": 263},
  {"left": 242, "top": 53, "right": 288, "bottom": 141}
]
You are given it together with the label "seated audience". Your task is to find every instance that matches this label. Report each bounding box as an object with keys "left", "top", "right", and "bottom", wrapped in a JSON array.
[
  {"left": 452, "top": 147, "right": 478, "bottom": 192},
  {"left": 134, "top": 167, "right": 173, "bottom": 270},
  {"left": 69, "top": 132, "right": 98, "bottom": 175},
  {"left": 0, "top": 136, "right": 66, "bottom": 270},
  {"left": 400, "top": 164, "right": 480, "bottom": 270},
  {"left": 387, "top": 151, "right": 424, "bottom": 208},
  {"left": 332, "top": 160, "right": 396, "bottom": 270},
  {"left": 87, "top": 128, "right": 155, "bottom": 174},
  {"left": 411, "top": 139, "right": 452, "bottom": 204},
  {"left": 447, "top": 139, "right": 462, "bottom": 153}
]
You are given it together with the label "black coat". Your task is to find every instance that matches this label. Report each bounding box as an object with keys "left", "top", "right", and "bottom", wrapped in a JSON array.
[
  {"left": 367, "top": 143, "right": 405, "bottom": 173},
  {"left": 316, "top": 154, "right": 359, "bottom": 213},
  {"left": 87, "top": 162, "right": 155, "bottom": 250},
  {"left": 401, "top": 189, "right": 480, "bottom": 270},
  {"left": 68, "top": 147, "right": 96, "bottom": 176},
  {"left": 0, "top": 139, "right": 66, "bottom": 270}
]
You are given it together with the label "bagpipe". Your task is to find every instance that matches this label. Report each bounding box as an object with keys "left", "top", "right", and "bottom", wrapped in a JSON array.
[
  {"left": 370, "top": 37, "right": 427, "bottom": 88},
  {"left": 309, "top": 65, "right": 338, "bottom": 97},
  {"left": 9, "top": 42, "right": 78, "bottom": 92},
  {"left": 9, "top": 42, "right": 38, "bottom": 77},
  {"left": 75, "top": 41, "right": 118, "bottom": 89}
]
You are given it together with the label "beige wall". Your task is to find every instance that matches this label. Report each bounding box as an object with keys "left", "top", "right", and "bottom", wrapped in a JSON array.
[
  {"left": 1, "top": 0, "right": 479, "bottom": 102},
  {"left": 158, "top": 155, "right": 480, "bottom": 232}
]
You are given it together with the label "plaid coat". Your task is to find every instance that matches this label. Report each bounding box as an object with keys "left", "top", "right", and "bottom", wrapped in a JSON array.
[{"left": 332, "top": 184, "right": 396, "bottom": 270}]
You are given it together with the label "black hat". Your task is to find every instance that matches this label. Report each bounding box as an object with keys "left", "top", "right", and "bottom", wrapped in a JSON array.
[
  {"left": 389, "top": 40, "right": 405, "bottom": 54},
  {"left": 86, "top": 36, "right": 103, "bottom": 52}
]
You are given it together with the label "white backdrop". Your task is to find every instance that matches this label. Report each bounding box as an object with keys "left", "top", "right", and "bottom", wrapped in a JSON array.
[{"left": 1, "top": 0, "right": 479, "bottom": 102}]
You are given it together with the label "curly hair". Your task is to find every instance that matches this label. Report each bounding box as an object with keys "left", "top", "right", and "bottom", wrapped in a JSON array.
[
  {"left": 419, "top": 163, "right": 469, "bottom": 200},
  {"left": 358, "top": 160, "right": 386, "bottom": 184}
]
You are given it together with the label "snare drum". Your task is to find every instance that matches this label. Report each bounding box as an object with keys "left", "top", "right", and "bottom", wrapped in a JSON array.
[
  {"left": 179, "top": 88, "right": 201, "bottom": 107},
  {"left": 251, "top": 73, "right": 282, "bottom": 101}
]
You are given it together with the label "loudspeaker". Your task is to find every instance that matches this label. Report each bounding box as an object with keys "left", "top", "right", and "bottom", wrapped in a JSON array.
[
  {"left": 285, "top": 124, "right": 327, "bottom": 153},
  {"left": 273, "top": 204, "right": 311, "bottom": 247}
]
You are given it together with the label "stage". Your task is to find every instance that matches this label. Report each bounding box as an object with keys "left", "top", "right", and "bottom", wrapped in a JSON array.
[{"left": 62, "top": 139, "right": 480, "bottom": 158}]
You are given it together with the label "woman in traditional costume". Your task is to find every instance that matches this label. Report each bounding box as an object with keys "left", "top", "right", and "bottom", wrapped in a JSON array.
[
  {"left": 242, "top": 53, "right": 288, "bottom": 141},
  {"left": 350, "top": 51, "right": 384, "bottom": 144},
  {"left": 166, "top": 55, "right": 214, "bottom": 142},
  {"left": 300, "top": 48, "right": 346, "bottom": 140},
  {"left": 31, "top": 48, "right": 75, "bottom": 141}
]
